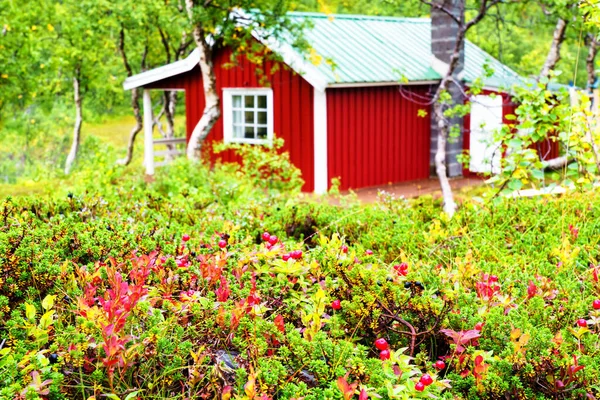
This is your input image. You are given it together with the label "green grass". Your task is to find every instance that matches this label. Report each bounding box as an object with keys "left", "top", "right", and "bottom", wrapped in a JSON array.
[
  {"left": 86, "top": 114, "right": 186, "bottom": 149},
  {"left": 0, "top": 114, "right": 187, "bottom": 198}
]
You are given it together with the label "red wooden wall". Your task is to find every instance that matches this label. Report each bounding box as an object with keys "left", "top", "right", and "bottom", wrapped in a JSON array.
[
  {"left": 146, "top": 47, "right": 315, "bottom": 191},
  {"left": 326, "top": 86, "right": 432, "bottom": 191}
]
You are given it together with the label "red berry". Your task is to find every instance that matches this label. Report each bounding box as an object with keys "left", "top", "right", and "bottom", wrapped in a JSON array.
[
  {"left": 419, "top": 374, "right": 433, "bottom": 386},
  {"left": 434, "top": 360, "right": 445, "bottom": 370},
  {"left": 474, "top": 322, "right": 484, "bottom": 331},
  {"left": 379, "top": 349, "right": 390, "bottom": 360},
  {"left": 262, "top": 232, "right": 271, "bottom": 241},
  {"left": 268, "top": 235, "right": 278, "bottom": 245},
  {"left": 394, "top": 263, "right": 408, "bottom": 276},
  {"left": 577, "top": 318, "right": 587, "bottom": 327},
  {"left": 282, "top": 254, "right": 290, "bottom": 261},
  {"left": 331, "top": 299, "right": 341, "bottom": 310},
  {"left": 414, "top": 381, "right": 425, "bottom": 392},
  {"left": 291, "top": 250, "right": 303, "bottom": 259},
  {"left": 341, "top": 245, "right": 348, "bottom": 254},
  {"left": 182, "top": 234, "right": 190, "bottom": 242},
  {"left": 593, "top": 299, "right": 600, "bottom": 310},
  {"left": 374, "top": 338, "right": 389, "bottom": 350},
  {"left": 365, "top": 249, "right": 373, "bottom": 255},
  {"left": 218, "top": 240, "right": 227, "bottom": 249}
]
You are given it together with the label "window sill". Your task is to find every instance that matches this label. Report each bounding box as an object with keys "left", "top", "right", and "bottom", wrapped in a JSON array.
[{"left": 224, "top": 138, "right": 272, "bottom": 145}]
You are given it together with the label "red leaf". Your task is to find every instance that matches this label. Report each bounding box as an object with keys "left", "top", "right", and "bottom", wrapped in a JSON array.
[
  {"left": 274, "top": 314, "right": 285, "bottom": 333},
  {"left": 458, "top": 329, "right": 482, "bottom": 345},
  {"left": 358, "top": 389, "right": 368, "bottom": 400},
  {"left": 336, "top": 374, "right": 358, "bottom": 400},
  {"left": 527, "top": 281, "right": 537, "bottom": 299}
]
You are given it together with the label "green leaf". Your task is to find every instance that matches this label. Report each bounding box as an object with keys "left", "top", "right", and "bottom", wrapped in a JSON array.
[
  {"left": 102, "top": 394, "right": 121, "bottom": 400},
  {"left": 530, "top": 169, "right": 545, "bottom": 180},
  {"left": 507, "top": 179, "right": 523, "bottom": 191},
  {"left": 124, "top": 392, "right": 140, "bottom": 400}
]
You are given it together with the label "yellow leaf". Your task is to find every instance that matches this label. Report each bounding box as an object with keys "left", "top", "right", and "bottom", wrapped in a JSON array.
[
  {"left": 47, "top": 24, "right": 54, "bottom": 32},
  {"left": 244, "top": 372, "right": 256, "bottom": 398},
  {"left": 42, "top": 295, "right": 55, "bottom": 311},
  {"left": 25, "top": 303, "right": 36, "bottom": 321},
  {"left": 1, "top": 74, "right": 8, "bottom": 79},
  {"left": 31, "top": 25, "right": 37, "bottom": 31},
  {"left": 38, "top": 310, "right": 55, "bottom": 330},
  {"left": 510, "top": 328, "right": 521, "bottom": 341}
]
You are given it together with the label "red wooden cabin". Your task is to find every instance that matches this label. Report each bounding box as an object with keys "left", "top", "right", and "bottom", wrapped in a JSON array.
[{"left": 124, "top": 12, "right": 554, "bottom": 193}]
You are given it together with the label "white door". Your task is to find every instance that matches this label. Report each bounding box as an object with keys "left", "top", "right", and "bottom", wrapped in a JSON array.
[{"left": 469, "top": 95, "right": 503, "bottom": 174}]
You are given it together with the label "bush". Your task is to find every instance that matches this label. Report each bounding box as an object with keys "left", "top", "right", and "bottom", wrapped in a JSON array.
[{"left": 1, "top": 155, "right": 600, "bottom": 399}]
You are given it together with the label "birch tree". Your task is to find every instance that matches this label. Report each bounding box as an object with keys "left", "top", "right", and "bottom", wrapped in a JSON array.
[
  {"left": 113, "top": 0, "right": 190, "bottom": 165},
  {"left": 420, "top": 0, "right": 502, "bottom": 217},
  {"left": 55, "top": 0, "right": 115, "bottom": 174},
  {"left": 184, "top": 0, "right": 306, "bottom": 160}
]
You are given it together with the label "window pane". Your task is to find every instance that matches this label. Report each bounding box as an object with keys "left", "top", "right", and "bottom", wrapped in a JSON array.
[
  {"left": 244, "top": 95, "right": 255, "bottom": 108},
  {"left": 257, "top": 127, "right": 267, "bottom": 139},
  {"left": 233, "top": 95, "right": 242, "bottom": 108},
  {"left": 245, "top": 126, "right": 255, "bottom": 139},
  {"left": 257, "top": 95, "right": 267, "bottom": 109},
  {"left": 233, "top": 110, "right": 242, "bottom": 124},
  {"left": 233, "top": 124, "right": 244, "bottom": 138},
  {"left": 245, "top": 111, "right": 254, "bottom": 124},
  {"left": 257, "top": 111, "right": 267, "bottom": 124}
]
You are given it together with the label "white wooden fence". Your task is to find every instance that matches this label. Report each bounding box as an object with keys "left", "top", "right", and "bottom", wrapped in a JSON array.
[{"left": 152, "top": 137, "right": 186, "bottom": 167}]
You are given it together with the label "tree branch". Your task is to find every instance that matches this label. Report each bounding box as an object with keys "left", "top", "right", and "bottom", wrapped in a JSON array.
[{"left": 118, "top": 26, "right": 133, "bottom": 77}]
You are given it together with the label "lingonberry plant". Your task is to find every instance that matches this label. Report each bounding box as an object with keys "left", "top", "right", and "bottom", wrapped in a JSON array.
[{"left": 1, "top": 153, "right": 600, "bottom": 399}]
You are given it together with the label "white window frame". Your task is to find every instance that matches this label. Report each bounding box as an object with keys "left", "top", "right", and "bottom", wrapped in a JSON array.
[{"left": 222, "top": 88, "right": 274, "bottom": 145}]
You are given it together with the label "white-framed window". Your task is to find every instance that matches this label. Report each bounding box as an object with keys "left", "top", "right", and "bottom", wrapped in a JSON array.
[{"left": 222, "top": 88, "right": 274, "bottom": 144}]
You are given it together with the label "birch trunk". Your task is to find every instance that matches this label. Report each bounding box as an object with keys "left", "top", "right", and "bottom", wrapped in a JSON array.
[
  {"left": 586, "top": 33, "right": 598, "bottom": 89},
  {"left": 539, "top": 18, "right": 568, "bottom": 81},
  {"left": 538, "top": 19, "right": 569, "bottom": 169},
  {"left": 185, "top": 0, "right": 221, "bottom": 161},
  {"left": 64, "top": 69, "right": 82, "bottom": 175},
  {"left": 433, "top": 101, "right": 457, "bottom": 216},
  {"left": 116, "top": 87, "right": 143, "bottom": 165},
  {"left": 117, "top": 27, "right": 145, "bottom": 166}
]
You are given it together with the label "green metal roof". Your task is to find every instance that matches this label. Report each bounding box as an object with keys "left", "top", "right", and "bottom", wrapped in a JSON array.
[{"left": 287, "top": 12, "right": 523, "bottom": 89}]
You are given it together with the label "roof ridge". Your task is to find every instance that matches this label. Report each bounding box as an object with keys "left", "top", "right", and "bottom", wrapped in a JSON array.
[{"left": 288, "top": 11, "right": 430, "bottom": 23}]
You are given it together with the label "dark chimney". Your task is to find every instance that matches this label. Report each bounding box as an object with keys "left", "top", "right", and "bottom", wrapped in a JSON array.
[{"left": 429, "top": 0, "right": 465, "bottom": 177}]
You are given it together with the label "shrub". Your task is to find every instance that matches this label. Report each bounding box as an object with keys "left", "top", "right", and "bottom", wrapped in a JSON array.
[{"left": 1, "top": 156, "right": 600, "bottom": 399}]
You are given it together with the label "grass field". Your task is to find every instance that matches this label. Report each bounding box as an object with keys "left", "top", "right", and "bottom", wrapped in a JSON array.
[{"left": 0, "top": 114, "right": 186, "bottom": 198}]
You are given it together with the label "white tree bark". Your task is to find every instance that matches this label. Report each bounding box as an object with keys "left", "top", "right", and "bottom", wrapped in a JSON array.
[
  {"left": 433, "top": 101, "right": 457, "bottom": 216},
  {"left": 544, "top": 156, "right": 569, "bottom": 169},
  {"left": 538, "top": 18, "right": 569, "bottom": 168},
  {"left": 64, "top": 69, "right": 82, "bottom": 175},
  {"left": 586, "top": 33, "right": 598, "bottom": 89},
  {"left": 539, "top": 18, "right": 568, "bottom": 81},
  {"left": 185, "top": 1, "right": 221, "bottom": 161},
  {"left": 117, "top": 87, "right": 143, "bottom": 165}
]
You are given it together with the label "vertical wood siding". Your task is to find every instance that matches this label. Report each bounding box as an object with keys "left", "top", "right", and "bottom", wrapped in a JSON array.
[
  {"left": 146, "top": 47, "right": 315, "bottom": 192},
  {"left": 326, "top": 86, "right": 431, "bottom": 191}
]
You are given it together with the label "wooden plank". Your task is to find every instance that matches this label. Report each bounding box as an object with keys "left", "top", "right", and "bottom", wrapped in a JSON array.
[
  {"left": 143, "top": 90, "right": 155, "bottom": 176},
  {"left": 153, "top": 137, "right": 187, "bottom": 145},
  {"left": 155, "top": 149, "right": 184, "bottom": 157}
]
